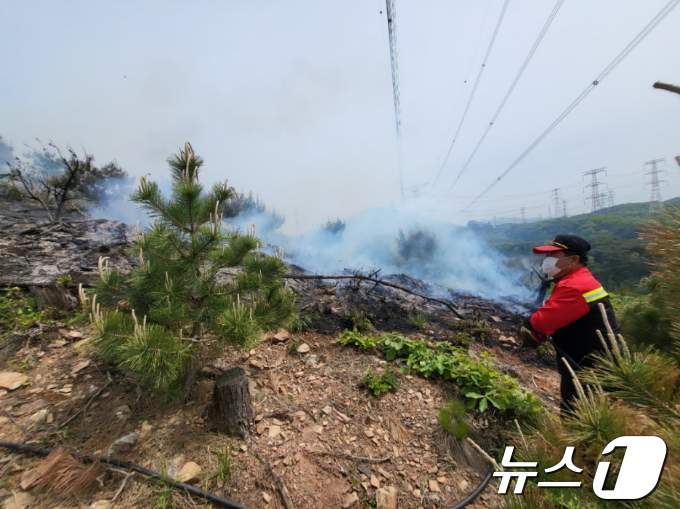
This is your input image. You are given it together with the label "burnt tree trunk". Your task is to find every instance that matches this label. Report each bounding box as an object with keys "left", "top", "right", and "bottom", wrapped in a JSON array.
[{"left": 207, "top": 367, "right": 253, "bottom": 437}]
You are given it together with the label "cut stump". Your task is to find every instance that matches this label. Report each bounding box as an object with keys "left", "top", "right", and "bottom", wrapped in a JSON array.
[{"left": 207, "top": 367, "right": 253, "bottom": 437}]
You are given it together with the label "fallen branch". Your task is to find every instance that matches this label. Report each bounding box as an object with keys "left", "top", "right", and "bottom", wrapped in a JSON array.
[
  {"left": 305, "top": 450, "right": 391, "bottom": 464},
  {"left": 58, "top": 373, "right": 112, "bottom": 429},
  {"left": 283, "top": 273, "right": 464, "bottom": 319},
  {"left": 465, "top": 438, "right": 501, "bottom": 472},
  {"left": 0, "top": 441, "right": 249, "bottom": 509},
  {"left": 253, "top": 450, "right": 295, "bottom": 509},
  {"left": 110, "top": 469, "right": 135, "bottom": 505}
]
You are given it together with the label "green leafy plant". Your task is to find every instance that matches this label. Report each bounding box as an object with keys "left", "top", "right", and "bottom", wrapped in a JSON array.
[
  {"left": 450, "top": 319, "right": 493, "bottom": 341},
  {"left": 90, "top": 143, "right": 295, "bottom": 393},
  {"left": 407, "top": 310, "right": 427, "bottom": 330},
  {"left": 0, "top": 287, "right": 45, "bottom": 333},
  {"left": 290, "top": 311, "right": 313, "bottom": 333},
  {"left": 337, "top": 331, "right": 542, "bottom": 421},
  {"left": 349, "top": 308, "right": 374, "bottom": 333},
  {"left": 361, "top": 368, "right": 400, "bottom": 397},
  {"left": 336, "top": 329, "right": 380, "bottom": 350},
  {"left": 438, "top": 399, "right": 470, "bottom": 439}
]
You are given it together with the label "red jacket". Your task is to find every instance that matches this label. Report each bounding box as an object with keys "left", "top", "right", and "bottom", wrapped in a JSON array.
[{"left": 530, "top": 266, "right": 609, "bottom": 338}]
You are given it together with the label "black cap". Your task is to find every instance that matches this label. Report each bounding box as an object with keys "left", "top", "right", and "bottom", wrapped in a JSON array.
[{"left": 533, "top": 234, "right": 591, "bottom": 258}]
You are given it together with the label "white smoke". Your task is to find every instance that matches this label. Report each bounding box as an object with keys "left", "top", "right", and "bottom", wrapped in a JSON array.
[{"left": 227, "top": 205, "right": 532, "bottom": 303}]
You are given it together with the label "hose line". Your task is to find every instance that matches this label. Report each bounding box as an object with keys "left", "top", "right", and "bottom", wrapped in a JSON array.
[
  {"left": 0, "top": 441, "right": 249, "bottom": 509},
  {"left": 448, "top": 467, "right": 495, "bottom": 509},
  {"left": 2, "top": 441, "right": 496, "bottom": 508}
]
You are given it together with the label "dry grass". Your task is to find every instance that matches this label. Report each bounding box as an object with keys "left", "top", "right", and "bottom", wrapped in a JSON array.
[{"left": 22, "top": 448, "right": 101, "bottom": 496}]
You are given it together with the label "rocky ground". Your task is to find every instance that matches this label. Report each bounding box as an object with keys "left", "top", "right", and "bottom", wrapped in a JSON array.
[
  {"left": 0, "top": 202, "right": 560, "bottom": 509},
  {"left": 0, "top": 322, "right": 559, "bottom": 509}
]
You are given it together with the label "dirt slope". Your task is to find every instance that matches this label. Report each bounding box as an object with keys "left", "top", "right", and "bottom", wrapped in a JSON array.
[{"left": 0, "top": 320, "right": 559, "bottom": 509}]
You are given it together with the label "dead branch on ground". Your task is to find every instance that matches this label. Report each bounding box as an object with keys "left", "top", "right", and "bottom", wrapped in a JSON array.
[
  {"left": 283, "top": 273, "right": 465, "bottom": 319},
  {"left": 58, "top": 373, "right": 112, "bottom": 429},
  {"left": 253, "top": 450, "right": 295, "bottom": 509},
  {"left": 305, "top": 450, "right": 391, "bottom": 464}
]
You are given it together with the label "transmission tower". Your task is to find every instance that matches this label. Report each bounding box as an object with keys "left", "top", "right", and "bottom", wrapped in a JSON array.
[
  {"left": 608, "top": 189, "right": 615, "bottom": 208},
  {"left": 562, "top": 199, "right": 567, "bottom": 218},
  {"left": 385, "top": 0, "right": 404, "bottom": 199},
  {"left": 551, "top": 188, "right": 561, "bottom": 218},
  {"left": 520, "top": 207, "right": 526, "bottom": 223},
  {"left": 583, "top": 167, "right": 608, "bottom": 213},
  {"left": 645, "top": 158, "right": 666, "bottom": 211}
]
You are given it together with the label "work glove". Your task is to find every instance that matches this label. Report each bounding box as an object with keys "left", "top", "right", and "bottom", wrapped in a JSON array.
[{"left": 519, "top": 318, "right": 545, "bottom": 348}]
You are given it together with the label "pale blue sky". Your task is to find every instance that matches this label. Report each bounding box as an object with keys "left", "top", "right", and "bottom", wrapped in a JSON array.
[{"left": 2, "top": 1, "right": 679, "bottom": 230}]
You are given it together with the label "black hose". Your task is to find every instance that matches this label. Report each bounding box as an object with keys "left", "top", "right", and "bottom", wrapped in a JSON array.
[
  {"left": 0, "top": 441, "right": 250, "bottom": 509},
  {"left": 3, "top": 439, "right": 500, "bottom": 508},
  {"left": 447, "top": 467, "right": 495, "bottom": 509}
]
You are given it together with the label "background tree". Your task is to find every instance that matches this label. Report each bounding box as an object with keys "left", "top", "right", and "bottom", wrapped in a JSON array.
[
  {"left": 6, "top": 141, "right": 127, "bottom": 222},
  {"left": 640, "top": 205, "right": 680, "bottom": 356},
  {"left": 89, "top": 142, "right": 294, "bottom": 393}
]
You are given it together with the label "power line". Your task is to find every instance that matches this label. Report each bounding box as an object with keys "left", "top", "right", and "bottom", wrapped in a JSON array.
[
  {"left": 432, "top": 0, "right": 512, "bottom": 185},
  {"left": 462, "top": 0, "right": 680, "bottom": 210},
  {"left": 449, "top": 0, "right": 565, "bottom": 190},
  {"left": 385, "top": 0, "right": 404, "bottom": 199}
]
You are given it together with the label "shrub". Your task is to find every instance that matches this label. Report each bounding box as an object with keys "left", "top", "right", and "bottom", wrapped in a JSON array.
[
  {"left": 407, "top": 310, "right": 427, "bottom": 330},
  {"left": 290, "top": 311, "right": 314, "bottom": 333},
  {"left": 640, "top": 206, "right": 680, "bottom": 357},
  {"left": 438, "top": 399, "right": 470, "bottom": 439},
  {"left": 323, "top": 218, "right": 346, "bottom": 235},
  {"left": 361, "top": 368, "right": 400, "bottom": 397},
  {"left": 349, "top": 308, "right": 374, "bottom": 333},
  {"left": 0, "top": 287, "right": 45, "bottom": 333},
  {"left": 7, "top": 142, "right": 128, "bottom": 222}
]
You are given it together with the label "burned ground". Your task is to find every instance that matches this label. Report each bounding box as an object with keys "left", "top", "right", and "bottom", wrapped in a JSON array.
[{"left": 0, "top": 204, "right": 560, "bottom": 509}]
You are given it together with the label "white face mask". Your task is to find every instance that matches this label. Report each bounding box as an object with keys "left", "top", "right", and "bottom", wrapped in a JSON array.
[{"left": 541, "top": 256, "right": 561, "bottom": 277}]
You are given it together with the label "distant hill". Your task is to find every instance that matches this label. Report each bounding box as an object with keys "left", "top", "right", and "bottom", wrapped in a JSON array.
[{"left": 470, "top": 198, "right": 680, "bottom": 290}]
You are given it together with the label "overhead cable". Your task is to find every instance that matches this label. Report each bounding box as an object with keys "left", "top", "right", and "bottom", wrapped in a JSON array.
[
  {"left": 432, "top": 0, "right": 512, "bottom": 185},
  {"left": 450, "top": 0, "right": 565, "bottom": 190},
  {"left": 464, "top": 0, "right": 680, "bottom": 210}
]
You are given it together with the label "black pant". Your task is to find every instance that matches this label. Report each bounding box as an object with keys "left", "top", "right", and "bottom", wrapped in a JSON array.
[{"left": 559, "top": 371, "right": 578, "bottom": 413}]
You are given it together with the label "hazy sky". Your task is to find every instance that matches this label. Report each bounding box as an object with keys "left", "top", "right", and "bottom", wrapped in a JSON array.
[{"left": 2, "top": 0, "right": 679, "bottom": 231}]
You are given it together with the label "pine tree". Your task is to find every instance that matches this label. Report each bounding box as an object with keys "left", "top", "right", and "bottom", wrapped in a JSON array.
[{"left": 87, "top": 143, "right": 294, "bottom": 392}]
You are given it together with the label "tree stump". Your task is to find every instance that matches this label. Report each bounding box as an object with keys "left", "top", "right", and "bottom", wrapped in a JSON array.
[{"left": 207, "top": 367, "right": 254, "bottom": 437}]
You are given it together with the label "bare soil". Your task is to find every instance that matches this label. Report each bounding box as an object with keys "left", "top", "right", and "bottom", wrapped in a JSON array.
[{"left": 0, "top": 322, "right": 559, "bottom": 509}]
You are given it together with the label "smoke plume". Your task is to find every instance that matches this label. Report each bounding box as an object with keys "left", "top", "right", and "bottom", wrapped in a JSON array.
[{"left": 227, "top": 205, "right": 532, "bottom": 303}]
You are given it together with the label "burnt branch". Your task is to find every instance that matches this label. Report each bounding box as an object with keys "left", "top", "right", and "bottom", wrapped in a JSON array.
[
  {"left": 282, "top": 273, "right": 464, "bottom": 319},
  {"left": 7, "top": 142, "right": 127, "bottom": 223}
]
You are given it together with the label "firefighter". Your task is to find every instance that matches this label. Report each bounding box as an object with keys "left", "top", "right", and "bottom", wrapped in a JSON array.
[{"left": 525, "top": 234, "right": 618, "bottom": 411}]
